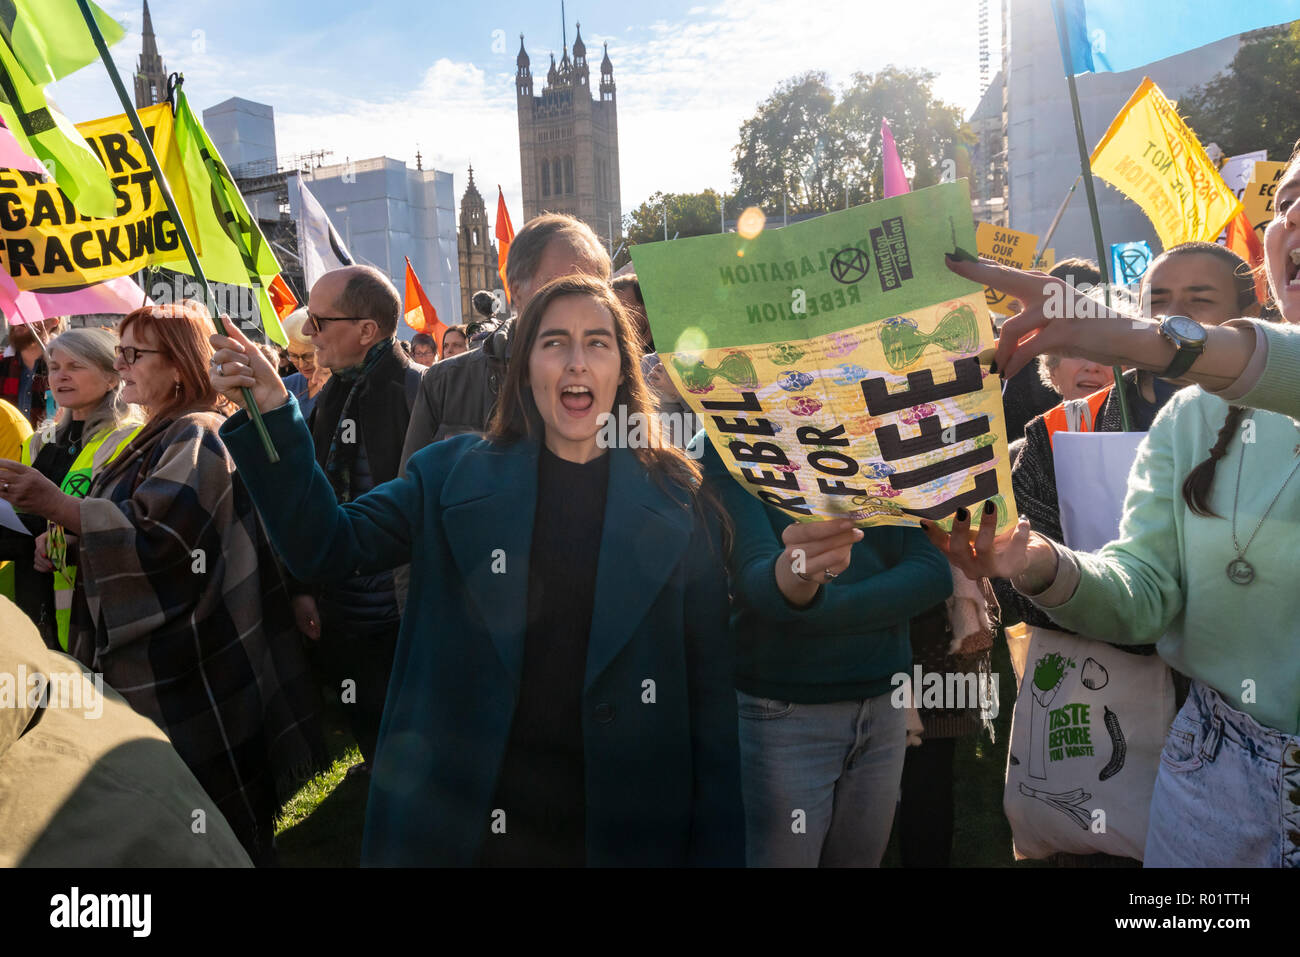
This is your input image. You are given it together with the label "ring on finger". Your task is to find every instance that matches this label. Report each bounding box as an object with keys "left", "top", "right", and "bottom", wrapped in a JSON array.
[{"left": 823, "top": 569, "right": 837, "bottom": 581}]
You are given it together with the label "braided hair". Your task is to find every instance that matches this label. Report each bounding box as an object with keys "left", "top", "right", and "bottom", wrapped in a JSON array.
[{"left": 1181, "top": 405, "right": 1247, "bottom": 517}]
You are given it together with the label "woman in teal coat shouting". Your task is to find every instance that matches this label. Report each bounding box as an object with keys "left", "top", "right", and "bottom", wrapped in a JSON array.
[{"left": 212, "top": 275, "right": 742, "bottom": 867}]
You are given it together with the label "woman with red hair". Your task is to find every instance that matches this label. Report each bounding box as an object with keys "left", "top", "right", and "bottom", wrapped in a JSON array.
[{"left": 0, "top": 302, "right": 323, "bottom": 863}]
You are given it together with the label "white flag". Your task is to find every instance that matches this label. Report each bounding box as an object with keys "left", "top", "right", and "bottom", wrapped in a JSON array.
[{"left": 289, "top": 173, "right": 353, "bottom": 292}]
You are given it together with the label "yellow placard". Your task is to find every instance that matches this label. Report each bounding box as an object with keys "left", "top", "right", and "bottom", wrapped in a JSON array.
[
  {"left": 976, "top": 222, "right": 1038, "bottom": 313},
  {"left": 662, "top": 291, "right": 1015, "bottom": 530},
  {"left": 0, "top": 103, "right": 197, "bottom": 293},
  {"left": 1089, "top": 77, "right": 1242, "bottom": 250},
  {"left": 1242, "top": 160, "right": 1287, "bottom": 241},
  {"left": 633, "top": 183, "right": 1017, "bottom": 532}
]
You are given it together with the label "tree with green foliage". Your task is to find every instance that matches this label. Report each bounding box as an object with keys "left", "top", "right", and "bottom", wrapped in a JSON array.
[
  {"left": 1181, "top": 21, "right": 1300, "bottom": 160},
  {"left": 730, "top": 67, "right": 974, "bottom": 215},
  {"left": 620, "top": 189, "right": 724, "bottom": 268}
]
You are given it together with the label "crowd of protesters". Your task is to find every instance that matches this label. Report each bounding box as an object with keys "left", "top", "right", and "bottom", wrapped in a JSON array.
[{"left": 0, "top": 140, "right": 1297, "bottom": 868}]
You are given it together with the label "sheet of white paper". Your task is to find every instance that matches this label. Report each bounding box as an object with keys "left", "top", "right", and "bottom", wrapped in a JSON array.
[
  {"left": 1053, "top": 431, "right": 1147, "bottom": 552},
  {"left": 0, "top": 498, "right": 30, "bottom": 535}
]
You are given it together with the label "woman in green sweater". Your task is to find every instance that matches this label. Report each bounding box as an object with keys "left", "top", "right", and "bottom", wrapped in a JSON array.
[
  {"left": 698, "top": 441, "right": 952, "bottom": 867},
  {"left": 930, "top": 144, "right": 1300, "bottom": 866}
]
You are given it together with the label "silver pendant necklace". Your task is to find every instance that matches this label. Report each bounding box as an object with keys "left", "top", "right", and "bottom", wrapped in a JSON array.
[{"left": 1227, "top": 415, "right": 1300, "bottom": 585}]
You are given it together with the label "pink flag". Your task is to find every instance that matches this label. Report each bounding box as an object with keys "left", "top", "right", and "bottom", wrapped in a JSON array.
[
  {"left": 0, "top": 119, "right": 151, "bottom": 324},
  {"left": 881, "top": 119, "right": 911, "bottom": 198},
  {"left": 0, "top": 272, "right": 150, "bottom": 325}
]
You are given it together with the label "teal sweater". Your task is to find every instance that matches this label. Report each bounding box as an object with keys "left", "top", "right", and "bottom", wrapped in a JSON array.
[
  {"left": 1041, "top": 319, "right": 1300, "bottom": 734},
  {"left": 700, "top": 441, "right": 952, "bottom": 703}
]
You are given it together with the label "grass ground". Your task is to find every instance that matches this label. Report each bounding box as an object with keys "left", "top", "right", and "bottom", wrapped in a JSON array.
[
  {"left": 273, "top": 693, "right": 369, "bottom": 867},
  {"left": 274, "top": 632, "right": 1033, "bottom": 867}
]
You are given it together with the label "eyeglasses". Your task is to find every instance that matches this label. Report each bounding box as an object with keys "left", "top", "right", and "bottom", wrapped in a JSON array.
[
  {"left": 304, "top": 313, "right": 364, "bottom": 335},
  {"left": 115, "top": 346, "right": 164, "bottom": 365},
  {"left": 288, "top": 351, "right": 314, "bottom": 362}
]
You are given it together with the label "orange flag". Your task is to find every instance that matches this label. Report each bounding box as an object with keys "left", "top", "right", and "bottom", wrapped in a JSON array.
[
  {"left": 268, "top": 274, "right": 299, "bottom": 320},
  {"left": 1223, "top": 210, "right": 1267, "bottom": 305},
  {"left": 496, "top": 186, "right": 515, "bottom": 304},
  {"left": 403, "top": 257, "right": 448, "bottom": 352}
]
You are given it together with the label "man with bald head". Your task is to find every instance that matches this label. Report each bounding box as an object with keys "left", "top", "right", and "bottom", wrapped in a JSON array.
[
  {"left": 400, "top": 212, "right": 611, "bottom": 462},
  {"left": 293, "top": 264, "right": 423, "bottom": 778}
]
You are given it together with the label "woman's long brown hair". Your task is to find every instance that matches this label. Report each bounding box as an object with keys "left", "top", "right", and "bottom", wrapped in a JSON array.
[{"left": 487, "top": 274, "right": 731, "bottom": 553}]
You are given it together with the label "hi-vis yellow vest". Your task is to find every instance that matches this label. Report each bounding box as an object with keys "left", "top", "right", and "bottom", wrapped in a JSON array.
[{"left": 20, "top": 423, "right": 141, "bottom": 650}]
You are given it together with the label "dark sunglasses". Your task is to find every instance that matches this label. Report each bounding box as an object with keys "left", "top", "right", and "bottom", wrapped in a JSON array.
[
  {"left": 115, "top": 345, "right": 164, "bottom": 365},
  {"left": 304, "top": 313, "right": 364, "bottom": 335}
]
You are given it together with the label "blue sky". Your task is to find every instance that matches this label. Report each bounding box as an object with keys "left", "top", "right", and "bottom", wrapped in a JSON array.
[{"left": 54, "top": 0, "right": 999, "bottom": 220}]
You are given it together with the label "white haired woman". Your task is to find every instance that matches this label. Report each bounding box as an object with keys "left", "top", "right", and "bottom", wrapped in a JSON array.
[
  {"left": 280, "top": 309, "right": 329, "bottom": 420},
  {"left": 0, "top": 327, "right": 141, "bottom": 649}
]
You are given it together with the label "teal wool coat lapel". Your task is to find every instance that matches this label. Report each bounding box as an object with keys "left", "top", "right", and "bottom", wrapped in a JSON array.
[{"left": 437, "top": 439, "right": 695, "bottom": 694}]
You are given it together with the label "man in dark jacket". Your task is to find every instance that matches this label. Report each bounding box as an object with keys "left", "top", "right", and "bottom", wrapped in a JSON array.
[
  {"left": 292, "top": 265, "right": 422, "bottom": 774},
  {"left": 399, "top": 213, "right": 610, "bottom": 464}
]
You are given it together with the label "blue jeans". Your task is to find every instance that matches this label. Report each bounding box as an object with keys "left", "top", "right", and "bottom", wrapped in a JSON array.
[
  {"left": 1145, "top": 681, "right": 1300, "bottom": 867},
  {"left": 736, "top": 690, "right": 906, "bottom": 867}
]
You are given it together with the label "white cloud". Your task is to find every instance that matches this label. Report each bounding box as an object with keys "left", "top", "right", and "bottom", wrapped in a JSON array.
[
  {"left": 275, "top": 0, "right": 997, "bottom": 221},
  {"left": 52, "top": 0, "right": 1001, "bottom": 229}
]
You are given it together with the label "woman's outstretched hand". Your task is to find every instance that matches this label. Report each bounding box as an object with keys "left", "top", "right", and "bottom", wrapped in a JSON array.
[
  {"left": 945, "top": 255, "right": 1129, "bottom": 379},
  {"left": 919, "top": 501, "right": 1059, "bottom": 594},
  {"left": 210, "top": 316, "right": 291, "bottom": 415}
]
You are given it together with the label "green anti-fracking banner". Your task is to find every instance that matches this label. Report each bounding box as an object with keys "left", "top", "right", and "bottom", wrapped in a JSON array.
[{"left": 632, "top": 181, "right": 1016, "bottom": 530}]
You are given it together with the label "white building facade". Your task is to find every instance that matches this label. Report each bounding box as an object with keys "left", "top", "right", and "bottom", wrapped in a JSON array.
[{"left": 1005, "top": 1, "right": 1242, "bottom": 258}]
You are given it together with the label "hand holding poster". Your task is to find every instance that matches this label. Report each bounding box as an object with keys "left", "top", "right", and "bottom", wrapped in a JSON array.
[{"left": 631, "top": 181, "right": 1017, "bottom": 532}]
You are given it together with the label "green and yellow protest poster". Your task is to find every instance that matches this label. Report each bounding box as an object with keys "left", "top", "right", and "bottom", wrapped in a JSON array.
[
  {"left": 0, "top": 102, "right": 198, "bottom": 292},
  {"left": 632, "top": 180, "right": 1017, "bottom": 531}
]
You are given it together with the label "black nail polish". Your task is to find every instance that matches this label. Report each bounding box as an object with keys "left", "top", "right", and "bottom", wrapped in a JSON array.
[
  {"left": 983, "top": 500, "right": 996, "bottom": 515},
  {"left": 955, "top": 506, "right": 969, "bottom": 522}
]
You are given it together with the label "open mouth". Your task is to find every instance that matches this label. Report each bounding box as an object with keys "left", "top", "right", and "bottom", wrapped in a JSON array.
[
  {"left": 559, "top": 384, "right": 594, "bottom": 414},
  {"left": 1287, "top": 247, "right": 1300, "bottom": 289}
]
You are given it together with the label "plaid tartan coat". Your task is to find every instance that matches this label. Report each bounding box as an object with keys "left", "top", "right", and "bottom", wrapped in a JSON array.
[{"left": 67, "top": 410, "right": 325, "bottom": 860}]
